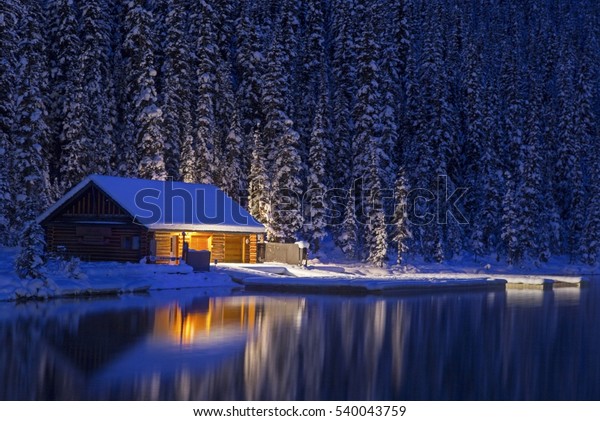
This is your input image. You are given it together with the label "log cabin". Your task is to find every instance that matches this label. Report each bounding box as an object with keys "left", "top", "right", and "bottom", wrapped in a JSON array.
[{"left": 36, "top": 175, "right": 266, "bottom": 264}]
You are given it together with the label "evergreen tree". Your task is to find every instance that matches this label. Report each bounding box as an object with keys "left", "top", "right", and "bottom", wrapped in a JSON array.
[
  {"left": 520, "top": 76, "right": 548, "bottom": 262},
  {"left": 192, "top": 0, "right": 219, "bottom": 184},
  {"left": 296, "top": 0, "right": 327, "bottom": 177},
  {"left": 577, "top": 43, "right": 599, "bottom": 263},
  {"left": 222, "top": 107, "right": 246, "bottom": 201},
  {"left": 470, "top": 80, "right": 503, "bottom": 257},
  {"left": 235, "top": 2, "right": 265, "bottom": 135},
  {"left": 45, "top": 0, "right": 82, "bottom": 190},
  {"left": 15, "top": 221, "right": 46, "bottom": 280},
  {"left": 305, "top": 82, "right": 330, "bottom": 253},
  {"left": 499, "top": 33, "right": 527, "bottom": 264},
  {"left": 583, "top": 141, "right": 600, "bottom": 265},
  {"left": 0, "top": 0, "right": 21, "bottom": 244},
  {"left": 330, "top": 0, "right": 355, "bottom": 192},
  {"left": 248, "top": 127, "right": 270, "bottom": 224},
  {"left": 80, "top": 0, "right": 115, "bottom": 177},
  {"left": 10, "top": 0, "right": 51, "bottom": 233},
  {"left": 393, "top": 168, "right": 411, "bottom": 265},
  {"left": 406, "top": 7, "right": 452, "bottom": 262},
  {"left": 339, "top": 183, "right": 358, "bottom": 260},
  {"left": 121, "top": 0, "right": 166, "bottom": 179},
  {"left": 365, "top": 153, "right": 388, "bottom": 266},
  {"left": 161, "top": 0, "right": 194, "bottom": 179},
  {"left": 330, "top": 0, "right": 356, "bottom": 251},
  {"left": 58, "top": 69, "right": 90, "bottom": 192},
  {"left": 270, "top": 119, "right": 303, "bottom": 243},
  {"left": 555, "top": 43, "right": 586, "bottom": 259}
]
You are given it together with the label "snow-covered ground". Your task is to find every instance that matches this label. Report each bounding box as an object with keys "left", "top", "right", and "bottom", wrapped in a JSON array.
[
  {"left": 1, "top": 241, "right": 592, "bottom": 302},
  {"left": 0, "top": 247, "right": 238, "bottom": 302}
]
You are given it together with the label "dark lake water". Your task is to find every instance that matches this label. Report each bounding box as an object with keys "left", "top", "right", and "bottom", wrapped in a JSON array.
[{"left": 1, "top": 280, "right": 599, "bottom": 400}]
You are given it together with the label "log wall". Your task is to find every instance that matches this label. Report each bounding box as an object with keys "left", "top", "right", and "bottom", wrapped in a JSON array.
[{"left": 45, "top": 223, "right": 148, "bottom": 262}]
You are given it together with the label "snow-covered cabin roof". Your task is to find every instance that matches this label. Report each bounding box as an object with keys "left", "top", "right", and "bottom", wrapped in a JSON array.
[{"left": 37, "top": 175, "right": 266, "bottom": 234}]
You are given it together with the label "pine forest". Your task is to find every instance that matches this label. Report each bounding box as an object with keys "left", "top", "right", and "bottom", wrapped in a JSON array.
[{"left": 0, "top": 0, "right": 599, "bottom": 267}]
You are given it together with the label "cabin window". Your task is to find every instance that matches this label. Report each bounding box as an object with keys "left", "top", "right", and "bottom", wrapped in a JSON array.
[
  {"left": 121, "top": 236, "right": 141, "bottom": 250},
  {"left": 121, "top": 236, "right": 132, "bottom": 249}
]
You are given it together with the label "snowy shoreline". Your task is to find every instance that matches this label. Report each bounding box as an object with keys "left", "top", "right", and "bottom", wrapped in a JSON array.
[{"left": 0, "top": 246, "right": 592, "bottom": 303}]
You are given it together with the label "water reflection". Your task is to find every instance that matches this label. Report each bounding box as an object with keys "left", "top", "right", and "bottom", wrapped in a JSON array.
[{"left": 0, "top": 283, "right": 599, "bottom": 400}]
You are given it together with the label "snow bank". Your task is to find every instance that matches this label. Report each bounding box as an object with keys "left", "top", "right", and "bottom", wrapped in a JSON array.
[{"left": 0, "top": 247, "right": 238, "bottom": 302}]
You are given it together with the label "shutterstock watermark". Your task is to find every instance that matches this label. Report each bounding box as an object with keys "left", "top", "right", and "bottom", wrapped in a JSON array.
[{"left": 130, "top": 176, "right": 469, "bottom": 227}]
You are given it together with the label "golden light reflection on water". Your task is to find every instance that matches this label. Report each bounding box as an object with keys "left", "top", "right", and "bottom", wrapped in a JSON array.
[{"left": 151, "top": 296, "right": 305, "bottom": 347}]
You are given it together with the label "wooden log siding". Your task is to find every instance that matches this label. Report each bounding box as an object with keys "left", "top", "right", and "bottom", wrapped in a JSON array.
[
  {"left": 249, "top": 235, "right": 258, "bottom": 264},
  {"left": 45, "top": 223, "right": 147, "bottom": 262},
  {"left": 211, "top": 234, "right": 226, "bottom": 263},
  {"left": 62, "top": 185, "right": 127, "bottom": 217}
]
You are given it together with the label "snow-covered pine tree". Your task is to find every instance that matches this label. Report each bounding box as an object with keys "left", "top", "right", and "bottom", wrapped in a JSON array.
[
  {"left": 555, "top": 42, "right": 586, "bottom": 260},
  {"left": 499, "top": 30, "right": 527, "bottom": 264},
  {"left": 80, "top": 0, "right": 116, "bottom": 177},
  {"left": 389, "top": 0, "right": 411, "bottom": 85},
  {"left": 305, "top": 79, "right": 331, "bottom": 253},
  {"left": 222, "top": 106, "right": 246, "bottom": 202},
  {"left": 15, "top": 221, "right": 46, "bottom": 280},
  {"left": 577, "top": 42, "right": 599, "bottom": 263},
  {"left": 45, "top": 0, "right": 82, "bottom": 192},
  {"left": 235, "top": 2, "right": 265, "bottom": 136},
  {"left": 121, "top": 0, "right": 166, "bottom": 180},
  {"left": 330, "top": 0, "right": 356, "bottom": 250},
  {"left": 520, "top": 75, "right": 547, "bottom": 263},
  {"left": 470, "top": 79, "right": 503, "bottom": 257},
  {"left": 192, "top": 0, "right": 218, "bottom": 184},
  {"left": 351, "top": 4, "right": 388, "bottom": 264},
  {"left": 461, "top": 39, "right": 485, "bottom": 252},
  {"left": 212, "top": 1, "right": 239, "bottom": 189},
  {"left": 372, "top": 0, "right": 401, "bottom": 190},
  {"left": 295, "top": 0, "right": 327, "bottom": 182},
  {"left": 248, "top": 127, "right": 270, "bottom": 224},
  {"left": 352, "top": 3, "right": 382, "bottom": 257},
  {"left": 365, "top": 154, "right": 388, "bottom": 267},
  {"left": 260, "top": 18, "right": 302, "bottom": 239},
  {"left": 405, "top": 6, "right": 450, "bottom": 263},
  {"left": 213, "top": 58, "right": 238, "bottom": 190},
  {"left": 58, "top": 68, "right": 91, "bottom": 193},
  {"left": 532, "top": 22, "right": 562, "bottom": 259},
  {"left": 339, "top": 182, "right": 358, "bottom": 260},
  {"left": 393, "top": 167, "right": 410, "bottom": 265},
  {"left": 180, "top": 126, "right": 198, "bottom": 183},
  {"left": 330, "top": 0, "right": 355, "bottom": 193},
  {"left": 277, "top": 0, "right": 301, "bottom": 114},
  {"left": 160, "top": 0, "right": 194, "bottom": 180},
  {"left": 10, "top": 0, "right": 51, "bottom": 233},
  {"left": 270, "top": 119, "right": 303, "bottom": 243},
  {"left": 583, "top": 147, "right": 600, "bottom": 265},
  {"left": 0, "top": 0, "right": 21, "bottom": 244}
]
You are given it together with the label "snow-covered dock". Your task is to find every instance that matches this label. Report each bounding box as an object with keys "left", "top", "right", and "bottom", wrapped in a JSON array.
[{"left": 221, "top": 263, "right": 584, "bottom": 294}]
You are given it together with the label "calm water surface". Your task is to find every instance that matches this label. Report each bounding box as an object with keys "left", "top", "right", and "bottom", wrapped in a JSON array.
[{"left": 1, "top": 280, "right": 599, "bottom": 400}]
